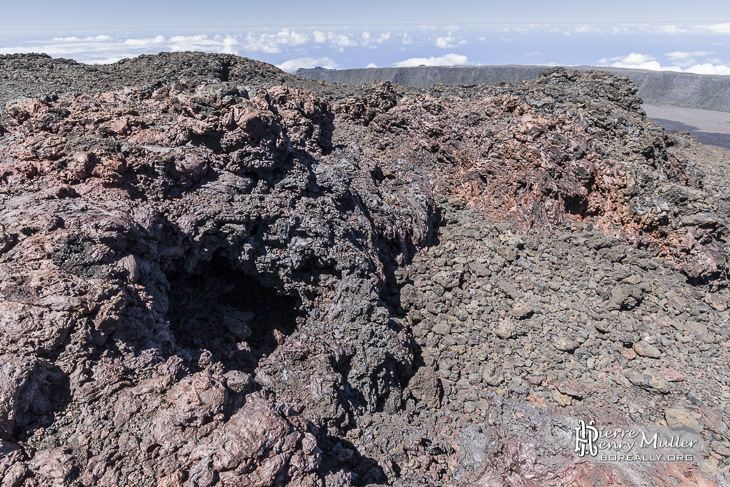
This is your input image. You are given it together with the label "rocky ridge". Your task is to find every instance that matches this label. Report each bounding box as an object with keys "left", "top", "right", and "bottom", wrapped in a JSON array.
[
  {"left": 0, "top": 52, "right": 728, "bottom": 486},
  {"left": 297, "top": 65, "right": 730, "bottom": 113}
]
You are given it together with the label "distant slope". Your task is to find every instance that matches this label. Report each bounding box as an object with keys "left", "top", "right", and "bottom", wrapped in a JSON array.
[
  {"left": 297, "top": 65, "right": 730, "bottom": 113},
  {"left": 643, "top": 104, "right": 730, "bottom": 150}
]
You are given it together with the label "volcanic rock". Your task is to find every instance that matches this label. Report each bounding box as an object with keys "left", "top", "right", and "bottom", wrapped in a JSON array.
[
  {"left": 1, "top": 52, "right": 729, "bottom": 487},
  {"left": 634, "top": 341, "right": 662, "bottom": 359}
]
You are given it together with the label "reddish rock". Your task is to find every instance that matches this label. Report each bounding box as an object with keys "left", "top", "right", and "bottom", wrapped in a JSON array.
[
  {"left": 0, "top": 355, "right": 60, "bottom": 441},
  {"left": 622, "top": 348, "right": 638, "bottom": 360},
  {"left": 29, "top": 447, "right": 79, "bottom": 484},
  {"left": 659, "top": 368, "right": 685, "bottom": 382},
  {"left": 167, "top": 372, "right": 226, "bottom": 427}
]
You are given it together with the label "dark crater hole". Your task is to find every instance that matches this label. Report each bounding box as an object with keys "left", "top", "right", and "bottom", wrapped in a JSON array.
[{"left": 165, "top": 253, "right": 301, "bottom": 372}]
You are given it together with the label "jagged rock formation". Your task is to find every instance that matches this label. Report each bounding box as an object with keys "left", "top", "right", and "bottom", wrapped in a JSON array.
[
  {"left": 0, "top": 53, "right": 729, "bottom": 487},
  {"left": 297, "top": 65, "right": 730, "bottom": 113}
]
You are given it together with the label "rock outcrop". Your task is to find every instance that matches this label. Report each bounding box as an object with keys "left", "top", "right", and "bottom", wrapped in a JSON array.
[
  {"left": 298, "top": 65, "right": 730, "bottom": 113},
  {"left": 0, "top": 53, "right": 729, "bottom": 486}
]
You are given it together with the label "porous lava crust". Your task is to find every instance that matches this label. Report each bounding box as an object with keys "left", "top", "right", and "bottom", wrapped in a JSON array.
[{"left": 0, "top": 52, "right": 729, "bottom": 487}]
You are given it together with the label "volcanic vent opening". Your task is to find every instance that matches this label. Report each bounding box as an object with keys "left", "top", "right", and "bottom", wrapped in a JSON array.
[{"left": 165, "top": 253, "right": 301, "bottom": 372}]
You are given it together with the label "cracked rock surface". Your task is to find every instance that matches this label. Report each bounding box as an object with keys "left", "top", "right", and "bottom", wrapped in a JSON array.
[{"left": 0, "top": 52, "right": 729, "bottom": 486}]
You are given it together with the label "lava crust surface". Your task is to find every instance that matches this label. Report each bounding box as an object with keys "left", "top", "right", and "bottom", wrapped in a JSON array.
[{"left": 0, "top": 52, "right": 729, "bottom": 487}]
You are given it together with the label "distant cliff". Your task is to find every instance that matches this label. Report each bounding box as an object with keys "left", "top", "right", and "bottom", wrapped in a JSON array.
[{"left": 297, "top": 65, "right": 730, "bottom": 113}]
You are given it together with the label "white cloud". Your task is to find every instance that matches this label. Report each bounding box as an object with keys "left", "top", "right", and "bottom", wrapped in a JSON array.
[
  {"left": 124, "top": 35, "right": 166, "bottom": 46},
  {"left": 240, "top": 29, "right": 310, "bottom": 54},
  {"left": 657, "top": 25, "right": 688, "bottom": 35},
  {"left": 434, "top": 35, "right": 466, "bottom": 49},
  {"left": 170, "top": 34, "right": 204, "bottom": 43},
  {"left": 0, "top": 39, "right": 123, "bottom": 58},
  {"left": 615, "top": 52, "right": 656, "bottom": 65},
  {"left": 666, "top": 50, "right": 713, "bottom": 60},
  {"left": 222, "top": 36, "right": 239, "bottom": 54},
  {"left": 167, "top": 35, "right": 240, "bottom": 55},
  {"left": 394, "top": 53, "right": 468, "bottom": 67},
  {"left": 333, "top": 34, "right": 357, "bottom": 48},
  {"left": 308, "top": 31, "right": 360, "bottom": 49},
  {"left": 576, "top": 22, "right": 730, "bottom": 36},
  {"left": 528, "top": 23, "right": 720, "bottom": 36},
  {"left": 277, "top": 28, "right": 309, "bottom": 46},
  {"left": 684, "top": 63, "right": 730, "bottom": 75},
  {"left": 505, "top": 25, "right": 531, "bottom": 34},
  {"left": 360, "top": 31, "right": 390, "bottom": 48},
  {"left": 277, "top": 56, "right": 337, "bottom": 73},
  {"left": 435, "top": 36, "right": 457, "bottom": 48},
  {"left": 402, "top": 33, "right": 413, "bottom": 45},
  {"left": 0, "top": 32, "right": 249, "bottom": 63},
  {"left": 53, "top": 35, "right": 112, "bottom": 42},
  {"left": 701, "top": 23, "right": 730, "bottom": 35},
  {"left": 602, "top": 53, "right": 667, "bottom": 70},
  {"left": 599, "top": 52, "right": 730, "bottom": 75},
  {"left": 665, "top": 50, "right": 714, "bottom": 67},
  {"left": 577, "top": 22, "right": 730, "bottom": 36},
  {"left": 366, "top": 62, "right": 378, "bottom": 68},
  {"left": 52, "top": 35, "right": 111, "bottom": 42},
  {"left": 242, "top": 32, "right": 281, "bottom": 53}
]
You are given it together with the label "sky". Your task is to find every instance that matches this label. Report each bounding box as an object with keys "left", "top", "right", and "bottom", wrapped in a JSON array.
[
  {"left": 2, "top": 0, "right": 727, "bottom": 28},
  {"left": 1, "top": 1, "right": 729, "bottom": 74}
]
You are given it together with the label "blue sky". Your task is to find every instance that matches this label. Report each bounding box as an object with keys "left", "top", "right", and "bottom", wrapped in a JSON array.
[
  {"left": 2, "top": 0, "right": 728, "bottom": 29},
  {"left": 1, "top": 1, "right": 729, "bottom": 74}
]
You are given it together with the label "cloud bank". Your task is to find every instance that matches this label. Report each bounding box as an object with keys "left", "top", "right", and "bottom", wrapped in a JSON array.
[
  {"left": 600, "top": 52, "right": 730, "bottom": 75},
  {"left": 394, "top": 53, "right": 468, "bottom": 67},
  {"left": 0, "top": 23, "right": 728, "bottom": 77},
  {"left": 277, "top": 57, "right": 337, "bottom": 73},
  {"left": 0, "top": 34, "right": 243, "bottom": 63},
  {"left": 0, "top": 27, "right": 393, "bottom": 64}
]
